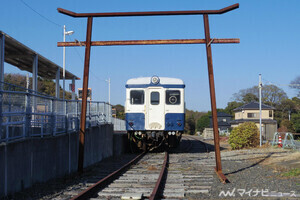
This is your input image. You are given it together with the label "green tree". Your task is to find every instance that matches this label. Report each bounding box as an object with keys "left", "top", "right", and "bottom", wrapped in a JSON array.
[
  {"left": 229, "top": 122, "right": 259, "bottom": 150},
  {"left": 113, "top": 104, "right": 125, "bottom": 120},
  {"left": 291, "top": 112, "right": 300, "bottom": 133},
  {"left": 184, "top": 109, "right": 206, "bottom": 134},
  {"left": 196, "top": 114, "right": 210, "bottom": 133},
  {"left": 280, "top": 119, "right": 294, "bottom": 132},
  {"left": 185, "top": 114, "right": 195, "bottom": 135},
  {"left": 4, "top": 73, "right": 74, "bottom": 99},
  {"left": 224, "top": 101, "right": 243, "bottom": 117}
]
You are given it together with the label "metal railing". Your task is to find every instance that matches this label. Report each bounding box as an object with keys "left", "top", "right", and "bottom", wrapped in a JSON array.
[
  {"left": 0, "top": 81, "right": 125, "bottom": 143},
  {"left": 112, "top": 117, "right": 126, "bottom": 131}
]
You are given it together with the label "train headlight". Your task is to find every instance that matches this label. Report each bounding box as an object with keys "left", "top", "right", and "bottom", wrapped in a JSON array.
[
  {"left": 172, "top": 131, "right": 176, "bottom": 135},
  {"left": 151, "top": 75, "right": 160, "bottom": 85}
]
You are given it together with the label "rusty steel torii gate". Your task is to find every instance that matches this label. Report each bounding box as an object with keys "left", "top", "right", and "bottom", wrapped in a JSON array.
[{"left": 57, "top": 3, "right": 240, "bottom": 183}]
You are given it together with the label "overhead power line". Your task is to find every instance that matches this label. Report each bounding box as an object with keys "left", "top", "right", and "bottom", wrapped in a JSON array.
[
  {"left": 19, "top": 0, "right": 107, "bottom": 90},
  {"left": 20, "top": 0, "right": 62, "bottom": 28},
  {"left": 263, "top": 78, "right": 300, "bottom": 87}
]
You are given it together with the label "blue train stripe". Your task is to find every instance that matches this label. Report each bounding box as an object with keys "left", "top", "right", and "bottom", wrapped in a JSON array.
[{"left": 126, "top": 84, "right": 185, "bottom": 88}]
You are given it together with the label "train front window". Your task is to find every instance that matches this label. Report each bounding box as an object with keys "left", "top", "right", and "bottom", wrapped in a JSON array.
[
  {"left": 130, "top": 90, "right": 144, "bottom": 104},
  {"left": 166, "top": 90, "right": 180, "bottom": 105},
  {"left": 151, "top": 92, "right": 160, "bottom": 105}
]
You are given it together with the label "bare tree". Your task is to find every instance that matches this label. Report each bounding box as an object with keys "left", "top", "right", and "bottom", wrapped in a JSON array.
[
  {"left": 290, "top": 76, "right": 300, "bottom": 97},
  {"left": 233, "top": 84, "right": 288, "bottom": 106}
]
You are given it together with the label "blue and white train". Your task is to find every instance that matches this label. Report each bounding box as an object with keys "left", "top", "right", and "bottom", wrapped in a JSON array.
[{"left": 125, "top": 76, "right": 185, "bottom": 151}]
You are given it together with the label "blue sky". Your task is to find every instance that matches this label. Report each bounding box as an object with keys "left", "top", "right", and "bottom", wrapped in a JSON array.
[{"left": 1, "top": 0, "right": 299, "bottom": 111}]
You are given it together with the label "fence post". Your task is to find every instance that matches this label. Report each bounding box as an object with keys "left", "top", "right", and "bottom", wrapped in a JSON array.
[
  {"left": 8, "top": 85, "right": 12, "bottom": 139},
  {"left": 50, "top": 99, "right": 54, "bottom": 136},
  {"left": 0, "top": 34, "right": 4, "bottom": 141},
  {"left": 25, "top": 91, "right": 31, "bottom": 137},
  {"left": 77, "top": 100, "right": 80, "bottom": 131},
  {"left": 108, "top": 104, "right": 112, "bottom": 123},
  {"left": 0, "top": 84, "right": 2, "bottom": 141},
  {"left": 65, "top": 100, "right": 68, "bottom": 133}
]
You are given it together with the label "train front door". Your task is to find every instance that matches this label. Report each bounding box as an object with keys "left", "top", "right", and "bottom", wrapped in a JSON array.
[{"left": 146, "top": 88, "right": 165, "bottom": 130}]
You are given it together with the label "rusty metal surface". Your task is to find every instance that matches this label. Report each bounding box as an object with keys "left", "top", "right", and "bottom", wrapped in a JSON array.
[
  {"left": 72, "top": 152, "right": 146, "bottom": 200},
  {"left": 57, "top": 3, "right": 239, "bottom": 18},
  {"left": 78, "top": 17, "right": 93, "bottom": 173},
  {"left": 215, "top": 168, "right": 230, "bottom": 184},
  {"left": 149, "top": 151, "right": 169, "bottom": 200},
  {"left": 203, "top": 14, "right": 225, "bottom": 178},
  {"left": 57, "top": 38, "right": 239, "bottom": 47}
]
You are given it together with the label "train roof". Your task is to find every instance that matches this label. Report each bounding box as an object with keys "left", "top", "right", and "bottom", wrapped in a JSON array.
[{"left": 126, "top": 76, "right": 185, "bottom": 88}]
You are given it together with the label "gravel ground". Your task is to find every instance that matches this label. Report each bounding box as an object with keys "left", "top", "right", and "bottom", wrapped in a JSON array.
[{"left": 209, "top": 148, "right": 300, "bottom": 199}]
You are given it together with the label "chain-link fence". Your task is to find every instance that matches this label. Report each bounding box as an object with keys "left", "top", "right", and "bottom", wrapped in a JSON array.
[{"left": 0, "top": 81, "right": 125, "bottom": 143}]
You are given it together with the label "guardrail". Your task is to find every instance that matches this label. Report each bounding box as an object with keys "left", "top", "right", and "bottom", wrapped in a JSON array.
[{"left": 0, "top": 81, "right": 125, "bottom": 143}]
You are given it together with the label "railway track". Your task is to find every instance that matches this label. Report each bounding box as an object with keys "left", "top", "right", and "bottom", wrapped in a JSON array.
[{"left": 52, "top": 136, "right": 215, "bottom": 199}]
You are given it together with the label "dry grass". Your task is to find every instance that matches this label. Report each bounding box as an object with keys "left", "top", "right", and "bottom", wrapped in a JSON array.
[{"left": 261, "top": 151, "right": 300, "bottom": 175}]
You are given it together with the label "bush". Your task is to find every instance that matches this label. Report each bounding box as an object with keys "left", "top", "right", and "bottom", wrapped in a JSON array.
[{"left": 229, "top": 122, "right": 259, "bottom": 150}]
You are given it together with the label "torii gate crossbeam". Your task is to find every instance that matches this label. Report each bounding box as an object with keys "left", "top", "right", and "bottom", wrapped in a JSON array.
[{"left": 57, "top": 3, "right": 240, "bottom": 184}]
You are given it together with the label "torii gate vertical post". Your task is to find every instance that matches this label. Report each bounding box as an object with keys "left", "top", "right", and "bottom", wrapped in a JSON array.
[
  {"left": 78, "top": 17, "right": 93, "bottom": 172},
  {"left": 203, "top": 14, "right": 227, "bottom": 182}
]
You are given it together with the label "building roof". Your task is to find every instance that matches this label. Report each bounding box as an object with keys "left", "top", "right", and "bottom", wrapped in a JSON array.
[
  {"left": 233, "top": 101, "right": 275, "bottom": 112},
  {"left": 209, "top": 121, "right": 231, "bottom": 128},
  {"left": 230, "top": 119, "right": 277, "bottom": 125},
  {"left": 209, "top": 112, "right": 232, "bottom": 118},
  {"left": 0, "top": 31, "right": 79, "bottom": 80}
]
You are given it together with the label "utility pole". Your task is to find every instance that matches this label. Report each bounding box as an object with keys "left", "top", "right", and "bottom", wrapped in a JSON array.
[
  {"left": 63, "top": 25, "right": 74, "bottom": 99},
  {"left": 259, "top": 74, "right": 262, "bottom": 147},
  {"left": 106, "top": 78, "right": 111, "bottom": 104}
]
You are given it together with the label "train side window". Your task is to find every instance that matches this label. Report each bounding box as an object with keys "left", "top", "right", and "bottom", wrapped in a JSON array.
[
  {"left": 166, "top": 90, "right": 180, "bottom": 105},
  {"left": 130, "top": 90, "right": 144, "bottom": 104},
  {"left": 151, "top": 92, "right": 160, "bottom": 105}
]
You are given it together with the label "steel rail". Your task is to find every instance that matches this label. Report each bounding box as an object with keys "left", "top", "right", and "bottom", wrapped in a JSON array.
[
  {"left": 185, "top": 135, "right": 229, "bottom": 183},
  {"left": 149, "top": 151, "right": 169, "bottom": 200},
  {"left": 71, "top": 152, "right": 146, "bottom": 200},
  {"left": 58, "top": 38, "right": 239, "bottom": 47},
  {"left": 184, "top": 135, "right": 209, "bottom": 153},
  {"left": 57, "top": 3, "right": 239, "bottom": 18}
]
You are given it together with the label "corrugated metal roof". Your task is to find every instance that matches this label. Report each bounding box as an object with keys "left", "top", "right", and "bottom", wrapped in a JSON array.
[{"left": 0, "top": 31, "right": 79, "bottom": 80}]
